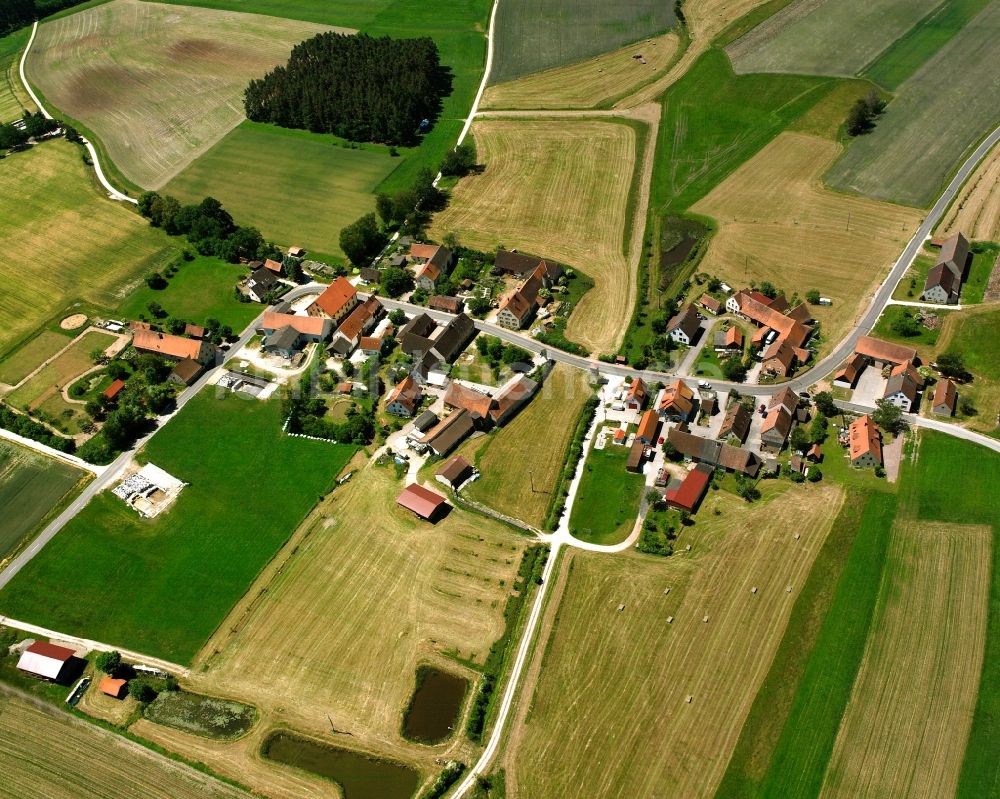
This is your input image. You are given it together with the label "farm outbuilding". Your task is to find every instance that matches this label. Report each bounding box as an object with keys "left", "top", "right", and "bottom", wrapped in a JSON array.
[
  {"left": 397, "top": 483, "right": 450, "bottom": 521},
  {"left": 16, "top": 641, "right": 78, "bottom": 683},
  {"left": 437, "top": 455, "right": 476, "bottom": 489},
  {"left": 99, "top": 676, "right": 128, "bottom": 699}
]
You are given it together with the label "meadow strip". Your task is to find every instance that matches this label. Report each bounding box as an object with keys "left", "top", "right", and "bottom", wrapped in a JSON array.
[{"left": 543, "top": 393, "right": 598, "bottom": 530}]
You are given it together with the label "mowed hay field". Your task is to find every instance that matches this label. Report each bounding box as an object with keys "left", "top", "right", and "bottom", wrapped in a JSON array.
[
  {"left": 166, "top": 122, "right": 398, "bottom": 256},
  {"left": 692, "top": 132, "right": 921, "bottom": 352},
  {"left": 189, "top": 465, "right": 527, "bottom": 766},
  {"left": 0, "top": 140, "right": 175, "bottom": 359},
  {"left": 938, "top": 141, "right": 1000, "bottom": 240},
  {"left": 726, "top": 0, "right": 941, "bottom": 77},
  {"left": 505, "top": 484, "right": 844, "bottom": 798},
  {"left": 0, "top": 441, "right": 88, "bottom": 562},
  {"left": 482, "top": 33, "right": 680, "bottom": 110},
  {"left": 27, "top": 0, "right": 337, "bottom": 189},
  {"left": 0, "top": 691, "right": 250, "bottom": 799},
  {"left": 430, "top": 119, "right": 637, "bottom": 353},
  {"left": 826, "top": 0, "right": 1000, "bottom": 207},
  {"left": 0, "top": 27, "right": 35, "bottom": 123},
  {"left": 489, "top": 0, "right": 675, "bottom": 85},
  {"left": 820, "top": 521, "right": 991, "bottom": 799},
  {"left": 459, "top": 363, "right": 592, "bottom": 527}
]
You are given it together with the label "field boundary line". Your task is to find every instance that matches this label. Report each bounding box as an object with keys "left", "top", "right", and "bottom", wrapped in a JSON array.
[
  {"left": 0, "top": 427, "right": 102, "bottom": 474},
  {"left": 457, "top": 0, "right": 499, "bottom": 148},
  {"left": 0, "top": 614, "right": 189, "bottom": 675},
  {"left": 19, "top": 20, "right": 136, "bottom": 204}
]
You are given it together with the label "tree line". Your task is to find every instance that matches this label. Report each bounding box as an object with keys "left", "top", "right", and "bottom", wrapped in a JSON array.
[
  {"left": 137, "top": 193, "right": 279, "bottom": 264},
  {"left": 244, "top": 32, "right": 451, "bottom": 146},
  {"left": 1, "top": 0, "right": 90, "bottom": 36},
  {"left": 0, "top": 112, "right": 60, "bottom": 151}
]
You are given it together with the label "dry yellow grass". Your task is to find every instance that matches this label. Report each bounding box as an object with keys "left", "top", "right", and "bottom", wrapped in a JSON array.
[
  {"left": 186, "top": 464, "right": 526, "bottom": 771},
  {"left": 938, "top": 141, "right": 1000, "bottom": 240},
  {"left": 459, "top": 363, "right": 593, "bottom": 527},
  {"left": 505, "top": 483, "right": 844, "bottom": 798},
  {"left": 0, "top": 690, "right": 248, "bottom": 799},
  {"left": 692, "top": 132, "right": 921, "bottom": 352},
  {"left": 482, "top": 33, "right": 680, "bottom": 110},
  {"left": 820, "top": 522, "right": 991, "bottom": 799},
  {"left": 28, "top": 0, "right": 337, "bottom": 188},
  {"left": 430, "top": 118, "right": 637, "bottom": 353}
]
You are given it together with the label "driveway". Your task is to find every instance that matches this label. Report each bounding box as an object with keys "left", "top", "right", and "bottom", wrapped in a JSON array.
[{"left": 851, "top": 366, "right": 885, "bottom": 408}]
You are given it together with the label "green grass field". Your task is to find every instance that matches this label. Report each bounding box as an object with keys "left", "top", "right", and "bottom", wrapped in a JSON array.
[
  {"left": 165, "top": 123, "right": 399, "bottom": 257},
  {"left": 489, "top": 0, "right": 675, "bottom": 84},
  {"left": 726, "top": 0, "right": 941, "bottom": 78},
  {"left": 826, "top": 0, "right": 1000, "bottom": 207},
  {"left": 0, "top": 441, "right": 88, "bottom": 561},
  {"left": 871, "top": 305, "right": 946, "bottom": 355},
  {"left": 649, "top": 50, "right": 835, "bottom": 214},
  {"left": 944, "top": 306, "right": 1000, "bottom": 382},
  {"left": 0, "top": 27, "right": 34, "bottom": 123},
  {"left": 116, "top": 254, "right": 261, "bottom": 331},
  {"left": 861, "top": 0, "right": 993, "bottom": 89},
  {"left": 0, "top": 140, "right": 176, "bottom": 359},
  {"left": 567, "top": 427, "right": 644, "bottom": 545},
  {"left": 0, "top": 330, "right": 73, "bottom": 387},
  {"left": 0, "top": 392, "right": 356, "bottom": 663}
]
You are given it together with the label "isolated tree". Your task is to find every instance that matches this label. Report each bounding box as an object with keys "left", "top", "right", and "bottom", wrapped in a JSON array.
[
  {"left": 790, "top": 425, "right": 810, "bottom": 452},
  {"left": 440, "top": 143, "right": 476, "bottom": 177},
  {"left": 814, "top": 390, "right": 837, "bottom": 417},
  {"left": 890, "top": 310, "right": 921, "bottom": 337},
  {"left": 936, "top": 351, "right": 971, "bottom": 381},
  {"left": 375, "top": 192, "right": 397, "bottom": 226},
  {"left": 722, "top": 358, "right": 747, "bottom": 383},
  {"left": 95, "top": 650, "right": 121, "bottom": 675},
  {"left": 872, "top": 399, "right": 905, "bottom": 435},
  {"left": 145, "top": 272, "right": 167, "bottom": 290},
  {"left": 380, "top": 266, "right": 414, "bottom": 298},
  {"left": 662, "top": 440, "right": 681, "bottom": 462},
  {"left": 806, "top": 289, "right": 821, "bottom": 304},
  {"left": 388, "top": 308, "right": 407, "bottom": 326},
  {"left": 810, "top": 413, "right": 828, "bottom": 443},
  {"left": 807, "top": 467, "right": 823, "bottom": 483},
  {"left": 467, "top": 296, "right": 490, "bottom": 317},
  {"left": 735, "top": 475, "right": 761, "bottom": 502},
  {"left": 339, "top": 212, "right": 387, "bottom": 266},
  {"left": 128, "top": 678, "right": 156, "bottom": 703}
]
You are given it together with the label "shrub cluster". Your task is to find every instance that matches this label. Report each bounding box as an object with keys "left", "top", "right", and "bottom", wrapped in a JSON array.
[
  {"left": 281, "top": 372, "right": 376, "bottom": 444},
  {"left": 418, "top": 761, "right": 466, "bottom": 799},
  {"left": 244, "top": 32, "right": 450, "bottom": 146},
  {"left": 0, "top": 403, "right": 75, "bottom": 453},
  {"left": 0, "top": 112, "right": 59, "bottom": 151}
]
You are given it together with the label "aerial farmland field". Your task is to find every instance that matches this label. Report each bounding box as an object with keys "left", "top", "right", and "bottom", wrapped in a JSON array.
[
  {"left": 0, "top": 691, "right": 249, "bottom": 799},
  {"left": 505, "top": 484, "right": 844, "bottom": 798},
  {"left": 430, "top": 118, "right": 638, "bottom": 353},
  {"left": 26, "top": 0, "right": 337, "bottom": 189},
  {"left": 489, "top": 0, "right": 675, "bottom": 85},
  {"left": 0, "top": 392, "right": 356, "bottom": 663},
  {"left": 0, "top": 441, "right": 88, "bottom": 563},
  {"left": 165, "top": 122, "right": 398, "bottom": 257},
  {"left": 938, "top": 141, "right": 1000, "bottom": 241},
  {"left": 825, "top": 0, "right": 1000, "bottom": 207},
  {"left": 0, "top": 28, "right": 35, "bottom": 123},
  {"left": 691, "top": 131, "right": 921, "bottom": 352},
  {"left": 0, "top": 140, "right": 175, "bottom": 359}
]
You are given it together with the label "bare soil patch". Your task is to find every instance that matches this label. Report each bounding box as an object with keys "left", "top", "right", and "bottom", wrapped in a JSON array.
[{"left": 59, "top": 313, "right": 87, "bottom": 330}]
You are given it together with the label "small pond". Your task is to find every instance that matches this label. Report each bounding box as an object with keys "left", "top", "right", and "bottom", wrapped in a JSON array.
[
  {"left": 262, "top": 732, "right": 419, "bottom": 799},
  {"left": 143, "top": 690, "right": 256, "bottom": 739},
  {"left": 402, "top": 666, "right": 468, "bottom": 744}
]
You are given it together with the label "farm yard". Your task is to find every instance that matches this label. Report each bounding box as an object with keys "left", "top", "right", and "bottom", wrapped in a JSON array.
[
  {"left": 482, "top": 33, "right": 680, "bottom": 110},
  {"left": 505, "top": 484, "right": 844, "bottom": 798},
  {"left": 26, "top": 0, "right": 337, "bottom": 189},
  {"left": 459, "top": 363, "right": 594, "bottom": 528},
  {"left": 0, "top": 140, "right": 176, "bottom": 359},
  {"left": 691, "top": 132, "right": 921, "bottom": 352},
  {"left": 821, "top": 521, "right": 990, "bottom": 799},
  {"left": 825, "top": 0, "right": 1000, "bottom": 207},
  {"left": 938, "top": 141, "right": 1000, "bottom": 241},
  {"left": 430, "top": 118, "right": 638, "bottom": 353},
  {"left": 0, "top": 27, "right": 35, "bottom": 123},
  {"left": 0, "top": 691, "right": 250, "bottom": 799},
  {"left": 726, "top": 0, "right": 941, "bottom": 78},
  {"left": 489, "top": 0, "right": 676, "bottom": 85},
  {"left": 185, "top": 464, "right": 527, "bottom": 773},
  {"left": 0, "top": 392, "right": 356, "bottom": 663},
  {"left": 0, "top": 441, "right": 88, "bottom": 562},
  {"left": 165, "top": 122, "right": 398, "bottom": 257}
]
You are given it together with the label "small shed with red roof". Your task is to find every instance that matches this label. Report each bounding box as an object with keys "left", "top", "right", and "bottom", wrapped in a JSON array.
[
  {"left": 664, "top": 464, "right": 713, "bottom": 512},
  {"left": 396, "top": 483, "right": 449, "bottom": 521}
]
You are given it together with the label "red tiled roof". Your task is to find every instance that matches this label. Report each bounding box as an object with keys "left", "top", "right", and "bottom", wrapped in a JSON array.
[
  {"left": 261, "top": 311, "right": 329, "bottom": 337},
  {"left": 336, "top": 297, "right": 381, "bottom": 342},
  {"left": 133, "top": 330, "right": 205, "bottom": 360},
  {"left": 25, "top": 641, "right": 75, "bottom": 662},
  {"left": 849, "top": 415, "right": 882, "bottom": 463},
  {"left": 854, "top": 335, "right": 917, "bottom": 365},
  {"left": 263, "top": 258, "right": 283, "bottom": 273},
  {"left": 637, "top": 408, "right": 659, "bottom": 442},
  {"left": 386, "top": 375, "right": 421, "bottom": 413},
  {"left": 310, "top": 277, "right": 357, "bottom": 319},
  {"left": 658, "top": 379, "right": 694, "bottom": 417},
  {"left": 99, "top": 677, "right": 127, "bottom": 697},
  {"left": 396, "top": 483, "right": 448, "bottom": 519},
  {"left": 933, "top": 378, "right": 957, "bottom": 411},
  {"left": 664, "top": 465, "right": 712, "bottom": 512},
  {"left": 103, "top": 379, "right": 126, "bottom": 399},
  {"left": 443, "top": 382, "right": 496, "bottom": 419}
]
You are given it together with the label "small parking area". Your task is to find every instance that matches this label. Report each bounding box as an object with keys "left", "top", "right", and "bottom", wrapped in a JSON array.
[{"left": 851, "top": 366, "right": 885, "bottom": 407}]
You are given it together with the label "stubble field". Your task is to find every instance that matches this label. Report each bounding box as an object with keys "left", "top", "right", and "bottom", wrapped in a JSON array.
[
  {"left": 506, "top": 484, "right": 844, "bottom": 798},
  {"left": 430, "top": 118, "right": 638, "bottom": 353},
  {"left": 0, "top": 140, "right": 175, "bottom": 359},
  {"left": 482, "top": 33, "right": 680, "bottom": 110},
  {"left": 691, "top": 131, "right": 921, "bottom": 351},
  {"left": 26, "top": 0, "right": 336, "bottom": 189},
  {"left": 938, "top": 141, "right": 1000, "bottom": 241},
  {"left": 0, "top": 691, "right": 249, "bottom": 799},
  {"left": 820, "top": 521, "right": 990, "bottom": 799},
  {"left": 459, "top": 363, "right": 593, "bottom": 528},
  {"left": 186, "top": 464, "right": 526, "bottom": 772}
]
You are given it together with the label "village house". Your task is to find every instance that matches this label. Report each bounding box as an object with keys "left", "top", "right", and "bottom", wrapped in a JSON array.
[
  {"left": 246, "top": 266, "right": 279, "bottom": 303},
  {"left": 359, "top": 267, "right": 381, "bottom": 285},
  {"left": 184, "top": 323, "right": 205, "bottom": 340},
  {"left": 412, "top": 409, "right": 439, "bottom": 433},
  {"left": 496, "top": 262, "right": 547, "bottom": 330},
  {"left": 167, "top": 358, "right": 203, "bottom": 387},
  {"left": 443, "top": 381, "right": 497, "bottom": 423},
  {"left": 132, "top": 329, "right": 216, "bottom": 365},
  {"left": 414, "top": 262, "right": 441, "bottom": 292},
  {"left": 409, "top": 243, "right": 453, "bottom": 274},
  {"left": 307, "top": 276, "right": 358, "bottom": 324},
  {"left": 328, "top": 297, "right": 384, "bottom": 357},
  {"left": 260, "top": 311, "right": 332, "bottom": 358},
  {"left": 636, "top": 408, "right": 660, "bottom": 446},
  {"left": 428, "top": 295, "right": 463, "bottom": 314},
  {"left": 726, "top": 288, "right": 813, "bottom": 364},
  {"left": 359, "top": 336, "right": 383, "bottom": 357},
  {"left": 99, "top": 676, "right": 128, "bottom": 699},
  {"left": 760, "top": 387, "right": 799, "bottom": 451},
  {"left": 385, "top": 375, "right": 422, "bottom": 417},
  {"left": 932, "top": 378, "right": 957, "bottom": 417},
  {"left": 760, "top": 339, "right": 797, "bottom": 378},
  {"left": 832, "top": 352, "right": 867, "bottom": 387},
  {"left": 714, "top": 325, "right": 743, "bottom": 355},
  {"left": 853, "top": 335, "right": 918, "bottom": 368},
  {"left": 923, "top": 230, "right": 970, "bottom": 303},
  {"left": 287, "top": 245, "right": 306, "bottom": 258},
  {"left": 849, "top": 414, "right": 882, "bottom": 468},
  {"left": 421, "top": 409, "right": 476, "bottom": 456},
  {"left": 263, "top": 258, "right": 283, "bottom": 275},
  {"left": 666, "top": 305, "right": 701, "bottom": 345},
  {"left": 624, "top": 377, "right": 648, "bottom": 411},
  {"left": 882, "top": 360, "right": 923, "bottom": 412},
  {"left": 487, "top": 375, "right": 537, "bottom": 427},
  {"left": 667, "top": 426, "right": 762, "bottom": 477},
  {"left": 657, "top": 379, "right": 695, "bottom": 422},
  {"left": 718, "top": 401, "right": 751, "bottom": 444},
  {"left": 626, "top": 440, "right": 647, "bottom": 473},
  {"left": 698, "top": 294, "right": 721, "bottom": 315},
  {"left": 437, "top": 455, "right": 476, "bottom": 490},
  {"left": 396, "top": 483, "right": 449, "bottom": 521},
  {"left": 493, "top": 248, "right": 562, "bottom": 281},
  {"left": 664, "top": 463, "right": 713, "bottom": 512}
]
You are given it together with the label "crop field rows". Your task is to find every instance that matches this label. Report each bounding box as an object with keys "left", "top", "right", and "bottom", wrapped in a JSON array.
[
  {"left": 0, "top": 27, "right": 35, "bottom": 123},
  {"left": 938, "top": 141, "right": 1000, "bottom": 241},
  {"left": 430, "top": 118, "right": 638, "bottom": 353},
  {"left": 506, "top": 484, "right": 845, "bottom": 798},
  {"left": 28, "top": 0, "right": 337, "bottom": 189}
]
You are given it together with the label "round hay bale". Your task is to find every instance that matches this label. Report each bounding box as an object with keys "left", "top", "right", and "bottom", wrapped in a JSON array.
[{"left": 60, "top": 313, "right": 87, "bottom": 330}]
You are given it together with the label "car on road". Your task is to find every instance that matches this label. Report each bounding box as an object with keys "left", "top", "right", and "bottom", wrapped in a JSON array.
[
  {"left": 698, "top": 380, "right": 712, "bottom": 389},
  {"left": 798, "top": 391, "right": 811, "bottom": 401}
]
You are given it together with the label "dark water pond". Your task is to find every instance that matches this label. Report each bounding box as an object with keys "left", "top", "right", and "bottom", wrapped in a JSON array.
[
  {"left": 402, "top": 666, "right": 469, "bottom": 744},
  {"left": 262, "top": 732, "right": 419, "bottom": 799}
]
